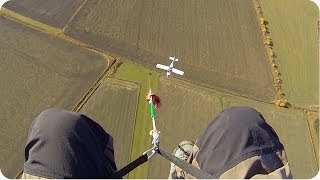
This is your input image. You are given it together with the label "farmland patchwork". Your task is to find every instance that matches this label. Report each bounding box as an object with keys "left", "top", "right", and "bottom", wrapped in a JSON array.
[{"left": 0, "top": 0, "right": 318, "bottom": 179}]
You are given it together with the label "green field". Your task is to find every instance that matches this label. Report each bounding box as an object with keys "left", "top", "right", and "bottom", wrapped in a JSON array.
[
  {"left": 66, "top": 0, "right": 275, "bottom": 101},
  {"left": 0, "top": 16, "right": 108, "bottom": 178},
  {"left": 80, "top": 78, "right": 139, "bottom": 169},
  {"left": 259, "top": 0, "right": 318, "bottom": 106},
  {"left": 115, "top": 62, "right": 159, "bottom": 179}
]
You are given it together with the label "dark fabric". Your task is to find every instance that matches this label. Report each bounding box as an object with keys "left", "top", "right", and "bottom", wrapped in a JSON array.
[
  {"left": 195, "top": 106, "right": 285, "bottom": 178},
  {"left": 24, "top": 108, "right": 117, "bottom": 179},
  {"left": 109, "top": 153, "right": 149, "bottom": 179},
  {"left": 159, "top": 148, "right": 214, "bottom": 179}
]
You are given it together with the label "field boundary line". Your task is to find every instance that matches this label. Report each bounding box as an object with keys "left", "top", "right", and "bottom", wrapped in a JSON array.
[
  {"left": 252, "top": 0, "right": 319, "bottom": 113},
  {"left": 61, "top": 0, "right": 88, "bottom": 34},
  {"left": 0, "top": 8, "right": 61, "bottom": 35},
  {"left": 161, "top": 75, "right": 271, "bottom": 105},
  {"left": 109, "top": 76, "right": 142, "bottom": 177},
  {"left": 118, "top": 60, "right": 277, "bottom": 105},
  {"left": 72, "top": 60, "right": 122, "bottom": 112},
  {"left": 116, "top": 60, "right": 273, "bottom": 105},
  {"left": 304, "top": 111, "right": 319, "bottom": 168},
  {"left": 292, "top": 106, "right": 320, "bottom": 113},
  {"left": 106, "top": 78, "right": 141, "bottom": 90},
  {"left": 169, "top": 75, "right": 320, "bottom": 113},
  {"left": 128, "top": 79, "right": 141, "bottom": 176},
  {"left": 128, "top": 77, "right": 148, "bottom": 179},
  {"left": 251, "top": 0, "right": 290, "bottom": 108},
  {"left": 2, "top": 5, "right": 317, "bottom": 114},
  {"left": 1, "top": 6, "right": 291, "bottom": 109},
  {"left": 0, "top": 7, "right": 120, "bottom": 61},
  {"left": 85, "top": 76, "right": 141, "bottom": 171},
  {"left": 174, "top": 76, "right": 272, "bottom": 105},
  {"left": 112, "top": 77, "right": 142, "bottom": 88},
  {"left": 136, "top": 0, "right": 145, "bottom": 46},
  {"left": 114, "top": 62, "right": 159, "bottom": 178}
]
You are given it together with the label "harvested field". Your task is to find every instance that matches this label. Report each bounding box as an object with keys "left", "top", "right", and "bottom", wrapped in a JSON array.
[
  {"left": 80, "top": 78, "right": 139, "bottom": 169},
  {"left": 148, "top": 77, "right": 224, "bottom": 178},
  {"left": 0, "top": 0, "right": 317, "bottom": 179},
  {"left": 114, "top": 62, "right": 158, "bottom": 179},
  {"left": 259, "top": 0, "right": 319, "bottom": 106},
  {"left": 222, "top": 97, "right": 319, "bottom": 178},
  {"left": 4, "top": 0, "right": 85, "bottom": 28},
  {"left": 66, "top": 0, "right": 275, "bottom": 101},
  {"left": 0, "top": 16, "right": 108, "bottom": 178}
]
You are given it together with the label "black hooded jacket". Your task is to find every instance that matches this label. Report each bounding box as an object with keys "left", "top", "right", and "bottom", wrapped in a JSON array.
[{"left": 23, "top": 108, "right": 117, "bottom": 179}]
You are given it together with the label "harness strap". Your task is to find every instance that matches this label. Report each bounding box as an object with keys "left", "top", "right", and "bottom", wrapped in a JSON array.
[
  {"left": 108, "top": 148, "right": 214, "bottom": 179},
  {"left": 108, "top": 153, "right": 148, "bottom": 179},
  {"left": 158, "top": 148, "right": 214, "bottom": 179}
]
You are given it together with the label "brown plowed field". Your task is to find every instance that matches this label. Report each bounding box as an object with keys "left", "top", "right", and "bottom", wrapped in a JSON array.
[
  {"left": 4, "top": 0, "right": 85, "bottom": 28},
  {"left": 0, "top": 16, "right": 108, "bottom": 178},
  {"left": 65, "top": 0, "right": 275, "bottom": 101},
  {"left": 80, "top": 78, "right": 139, "bottom": 169}
]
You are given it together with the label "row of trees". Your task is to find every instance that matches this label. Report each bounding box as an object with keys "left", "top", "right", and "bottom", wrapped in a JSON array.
[{"left": 252, "top": 0, "right": 290, "bottom": 108}]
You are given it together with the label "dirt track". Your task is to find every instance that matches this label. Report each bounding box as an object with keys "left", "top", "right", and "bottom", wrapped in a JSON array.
[
  {"left": 66, "top": 0, "right": 275, "bottom": 102},
  {"left": 0, "top": 16, "right": 108, "bottom": 177}
]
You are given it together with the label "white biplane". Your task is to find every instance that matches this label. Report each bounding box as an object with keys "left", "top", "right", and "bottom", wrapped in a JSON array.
[{"left": 156, "top": 56, "right": 184, "bottom": 77}]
